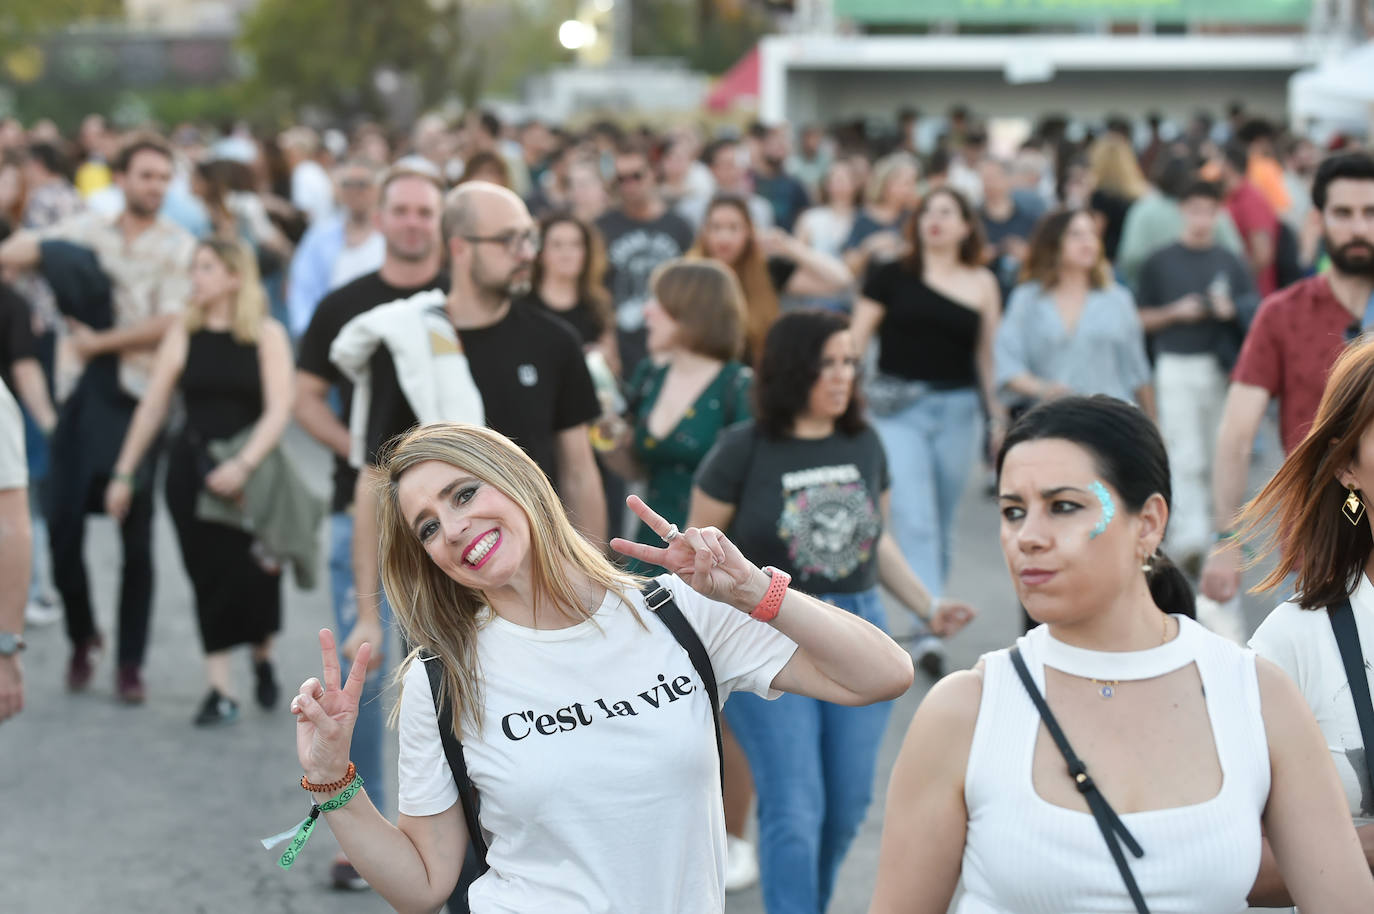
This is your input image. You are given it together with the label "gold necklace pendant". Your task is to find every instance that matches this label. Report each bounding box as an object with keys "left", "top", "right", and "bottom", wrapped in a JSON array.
[{"left": 1091, "top": 678, "right": 1119, "bottom": 699}]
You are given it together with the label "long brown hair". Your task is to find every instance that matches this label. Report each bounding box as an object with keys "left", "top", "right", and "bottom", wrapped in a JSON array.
[
  {"left": 901, "top": 185, "right": 985, "bottom": 275},
  {"left": 688, "top": 194, "right": 778, "bottom": 363},
  {"left": 1020, "top": 208, "right": 1112, "bottom": 290},
  {"left": 1237, "top": 337, "right": 1374, "bottom": 609},
  {"left": 531, "top": 211, "right": 614, "bottom": 335},
  {"left": 380, "top": 424, "right": 644, "bottom": 738}
]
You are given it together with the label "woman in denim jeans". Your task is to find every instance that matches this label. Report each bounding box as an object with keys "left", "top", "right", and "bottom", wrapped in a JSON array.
[
  {"left": 690, "top": 310, "right": 976, "bottom": 914},
  {"left": 851, "top": 188, "right": 1004, "bottom": 670}
]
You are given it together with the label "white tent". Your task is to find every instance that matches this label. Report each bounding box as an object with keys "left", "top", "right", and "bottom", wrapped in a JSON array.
[{"left": 1289, "top": 42, "right": 1374, "bottom": 134}]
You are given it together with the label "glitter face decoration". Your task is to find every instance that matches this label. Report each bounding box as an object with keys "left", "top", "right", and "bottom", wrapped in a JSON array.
[{"left": 1088, "top": 480, "right": 1116, "bottom": 540}]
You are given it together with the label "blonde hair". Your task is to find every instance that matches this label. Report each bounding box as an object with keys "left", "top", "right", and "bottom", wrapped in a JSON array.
[
  {"left": 184, "top": 239, "right": 268, "bottom": 344},
  {"left": 1088, "top": 134, "right": 1149, "bottom": 200},
  {"left": 380, "top": 423, "right": 644, "bottom": 738},
  {"left": 865, "top": 152, "right": 919, "bottom": 206}
]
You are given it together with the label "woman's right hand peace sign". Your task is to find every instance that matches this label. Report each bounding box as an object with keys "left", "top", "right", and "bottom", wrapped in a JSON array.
[{"left": 291, "top": 629, "right": 372, "bottom": 784}]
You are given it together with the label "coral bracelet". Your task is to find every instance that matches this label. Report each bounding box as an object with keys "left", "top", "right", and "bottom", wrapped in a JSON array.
[{"left": 750, "top": 567, "right": 791, "bottom": 622}]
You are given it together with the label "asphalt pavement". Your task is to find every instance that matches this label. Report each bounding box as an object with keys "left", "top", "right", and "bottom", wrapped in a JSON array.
[{"left": 2, "top": 426, "right": 1281, "bottom": 914}]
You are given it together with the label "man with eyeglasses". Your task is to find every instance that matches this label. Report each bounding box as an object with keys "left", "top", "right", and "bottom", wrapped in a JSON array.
[
  {"left": 1202, "top": 152, "right": 1374, "bottom": 610},
  {"left": 595, "top": 142, "right": 694, "bottom": 375},
  {"left": 286, "top": 157, "right": 386, "bottom": 338},
  {"left": 346, "top": 178, "right": 607, "bottom": 662}
]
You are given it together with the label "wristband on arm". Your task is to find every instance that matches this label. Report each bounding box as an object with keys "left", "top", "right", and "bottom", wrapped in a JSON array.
[{"left": 750, "top": 567, "right": 791, "bottom": 623}]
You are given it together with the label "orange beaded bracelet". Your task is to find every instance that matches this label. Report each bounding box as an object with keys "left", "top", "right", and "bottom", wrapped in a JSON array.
[{"left": 301, "top": 762, "right": 356, "bottom": 793}]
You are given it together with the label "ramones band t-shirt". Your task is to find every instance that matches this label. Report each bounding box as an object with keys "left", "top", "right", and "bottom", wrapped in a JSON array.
[{"left": 695, "top": 421, "right": 890, "bottom": 594}]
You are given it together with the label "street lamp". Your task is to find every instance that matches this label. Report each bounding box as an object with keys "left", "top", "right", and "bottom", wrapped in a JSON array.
[{"left": 558, "top": 19, "right": 596, "bottom": 50}]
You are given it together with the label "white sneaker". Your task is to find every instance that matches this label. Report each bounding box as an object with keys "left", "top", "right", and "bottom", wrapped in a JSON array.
[
  {"left": 724, "top": 835, "right": 759, "bottom": 893},
  {"left": 24, "top": 597, "right": 62, "bottom": 627}
]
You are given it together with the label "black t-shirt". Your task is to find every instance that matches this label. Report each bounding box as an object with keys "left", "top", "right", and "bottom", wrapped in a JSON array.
[
  {"left": 0, "top": 282, "right": 37, "bottom": 396},
  {"left": 695, "top": 422, "right": 890, "bottom": 594},
  {"left": 766, "top": 256, "right": 798, "bottom": 295},
  {"left": 520, "top": 291, "right": 606, "bottom": 347},
  {"left": 1091, "top": 189, "right": 1133, "bottom": 264},
  {"left": 595, "top": 208, "right": 694, "bottom": 330},
  {"left": 296, "top": 270, "right": 448, "bottom": 513},
  {"left": 862, "top": 262, "right": 981, "bottom": 386},
  {"left": 363, "top": 300, "right": 601, "bottom": 484}
]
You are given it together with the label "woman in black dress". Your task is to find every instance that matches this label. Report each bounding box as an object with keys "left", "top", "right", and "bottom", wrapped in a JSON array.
[{"left": 106, "top": 239, "right": 294, "bottom": 725}]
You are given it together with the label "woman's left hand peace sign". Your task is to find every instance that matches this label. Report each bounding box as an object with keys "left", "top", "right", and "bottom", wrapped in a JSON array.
[{"left": 611, "top": 496, "right": 767, "bottom": 610}]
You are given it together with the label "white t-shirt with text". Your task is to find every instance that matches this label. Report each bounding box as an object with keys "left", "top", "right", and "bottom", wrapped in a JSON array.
[
  {"left": 397, "top": 574, "right": 798, "bottom": 913},
  {"left": 1249, "top": 574, "right": 1374, "bottom": 826}
]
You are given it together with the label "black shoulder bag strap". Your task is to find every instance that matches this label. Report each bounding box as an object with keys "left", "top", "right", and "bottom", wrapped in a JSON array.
[
  {"left": 423, "top": 582, "right": 724, "bottom": 901},
  {"left": 641, "top": 580, "right": 725, "bottom": 792},
  {"left": 1008, "top": 646, "right": 1149, "bottom": 914},
  {"left": 425, "top": 656, "right": 489, "bottom": 876},
  {"left": 1328, "top": 599, "right": 1374, "bottom": 791}
]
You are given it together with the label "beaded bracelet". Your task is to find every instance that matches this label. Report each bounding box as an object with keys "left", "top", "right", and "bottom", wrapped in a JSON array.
[
  {"left": 276, "top": 772, "right": 364, "bottom": 870},
  {"left": 301, "top": 762, "right": 356, "bottom": 793}
]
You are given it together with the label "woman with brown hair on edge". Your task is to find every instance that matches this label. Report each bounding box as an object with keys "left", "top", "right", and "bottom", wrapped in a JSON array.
[{"left": 1241, "top": 336, "right": 1374, "bottom": 905}]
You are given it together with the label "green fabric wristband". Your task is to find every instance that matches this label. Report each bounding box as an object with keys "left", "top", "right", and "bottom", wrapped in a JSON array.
[{"left": 277, "top": 773, "right": 364, "bottom": 870}]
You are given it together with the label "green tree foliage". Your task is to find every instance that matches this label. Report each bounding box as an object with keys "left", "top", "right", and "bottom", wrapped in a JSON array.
[
  {"left": 239, "top": 0, "right": 452, "bottom": 119},
  {"left": 1, "top": 0, "right": 120, "bottom": 56},
  {"left": 632, "top": 0, "right": 770, "bottom": 75},
  {"left": 239, "top": 0, "right": 573, "bottom": 122}
]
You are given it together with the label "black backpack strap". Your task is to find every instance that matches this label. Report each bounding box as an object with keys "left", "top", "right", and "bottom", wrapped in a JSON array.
[
  {"left": 424, "top": 655, "right": 489, "bottom": 872},
  {"left": 1009, "top": 646, "right": 1149, "bottom": 914},
  {"left": 641, "top": 580, "right": 724, "bottom": 792},
  {"left": 1328, "top": 599, "right": 1374, "bottom": 791}
]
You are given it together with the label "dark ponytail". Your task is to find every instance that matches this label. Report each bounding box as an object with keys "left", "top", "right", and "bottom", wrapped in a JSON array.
[
  {"left": 1146, "top": 550, "right": 1196, "bottom": 620},
  {"left": 998, "top": 395, "right": 1196, "bottom": 619}
]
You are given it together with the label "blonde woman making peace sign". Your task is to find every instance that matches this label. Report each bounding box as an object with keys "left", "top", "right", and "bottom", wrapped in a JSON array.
[{"left": 288, "top": 422, "right": 912, "bottom": 914}]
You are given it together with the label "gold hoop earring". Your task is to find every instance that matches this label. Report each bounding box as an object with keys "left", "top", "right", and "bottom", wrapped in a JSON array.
[{"left": 1344, "top": 485, "right": 1366, "bottom": 526}]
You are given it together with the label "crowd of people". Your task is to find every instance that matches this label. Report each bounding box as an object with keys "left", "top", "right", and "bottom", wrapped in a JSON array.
[{"left": 1, "top": 99, "right": 1374, "bottom": 912}]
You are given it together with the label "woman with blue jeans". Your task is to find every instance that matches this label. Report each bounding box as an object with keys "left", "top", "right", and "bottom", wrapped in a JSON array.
[
  {"left": 852, "top": 187, "right": 1005, "bottom": 663},
  {"left": 691, "top": 310, "right": 976, "bottom": 913}
]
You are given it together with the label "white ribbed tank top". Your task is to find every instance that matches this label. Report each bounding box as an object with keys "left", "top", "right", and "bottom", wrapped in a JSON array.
[{"left": 958, "top": 616, "right": 1271, "bottom": 914}]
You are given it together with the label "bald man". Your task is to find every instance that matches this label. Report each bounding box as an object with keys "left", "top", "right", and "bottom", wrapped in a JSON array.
[{"left": 344, "top": 178, "right": 607, "bottom": 661}]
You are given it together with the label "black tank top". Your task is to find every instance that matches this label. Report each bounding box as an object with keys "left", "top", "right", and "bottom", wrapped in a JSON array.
[
  {"left": 871, "top": 266, "right": 981, "bottom": 386},
  {"left": 179, "top": 329, "right": 262, "bottom": 441}
]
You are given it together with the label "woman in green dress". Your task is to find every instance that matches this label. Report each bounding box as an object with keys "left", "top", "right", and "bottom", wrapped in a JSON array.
[{"left": 599, "top": 259, "right": 752, "bottom": 574}]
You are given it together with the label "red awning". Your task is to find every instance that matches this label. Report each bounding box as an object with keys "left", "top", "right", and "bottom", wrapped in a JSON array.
[{"left": 705, "top": 46, "right": 760, "bottom": 112}]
